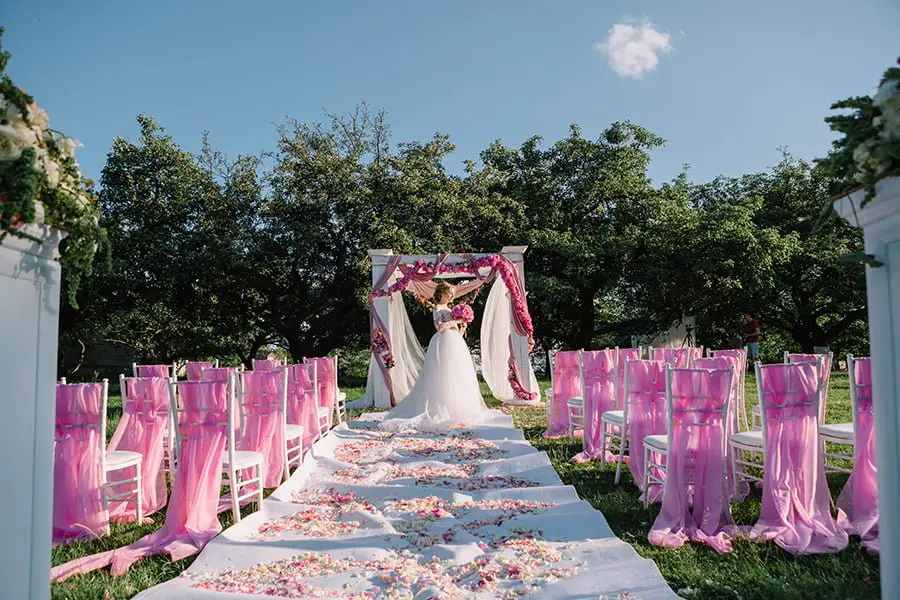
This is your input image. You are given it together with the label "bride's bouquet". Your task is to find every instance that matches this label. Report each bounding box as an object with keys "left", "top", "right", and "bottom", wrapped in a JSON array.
[{"left": 450, "top": 303, "right": 474, "bottom": 323}]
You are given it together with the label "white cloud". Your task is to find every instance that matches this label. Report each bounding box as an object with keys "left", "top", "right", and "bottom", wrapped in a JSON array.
[{"left": 594, "top": 20, "right": 673, "bottom": 79}]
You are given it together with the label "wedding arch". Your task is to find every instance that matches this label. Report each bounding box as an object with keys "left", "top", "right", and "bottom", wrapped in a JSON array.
[{"left": 354, "top": 247, "right": 540, "bottom": 409}]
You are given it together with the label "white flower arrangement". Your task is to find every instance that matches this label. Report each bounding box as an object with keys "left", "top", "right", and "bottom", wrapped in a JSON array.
[{"left": 0, "top": 27, "right": 104, "bottom": 304}]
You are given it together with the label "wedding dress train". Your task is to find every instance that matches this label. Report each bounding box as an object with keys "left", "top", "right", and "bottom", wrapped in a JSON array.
[{"left": 379, "top": 304, "right": 493, "bottom": 432}]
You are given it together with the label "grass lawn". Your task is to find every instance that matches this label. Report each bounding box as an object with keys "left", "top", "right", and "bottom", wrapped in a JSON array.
[{"left": 52, "top": 376, "right": 879, "bottom": 599}]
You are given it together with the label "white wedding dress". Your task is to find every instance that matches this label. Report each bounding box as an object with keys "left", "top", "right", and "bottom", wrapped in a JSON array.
[{"left": 379, "top": 304, "right": 493, "bottom": 432}]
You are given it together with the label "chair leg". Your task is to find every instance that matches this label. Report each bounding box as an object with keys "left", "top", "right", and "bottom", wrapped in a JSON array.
[
  {"left": 643, "top": 446, "right": 651, "bottom": 509},
  {"left": 283, "top": 445, "right": 291, "bottom": 483},
  {"left": 614, "top": 428, "right": 626, "bottom": 485},
  {"left": 229, "top": 469, "right": 241, "bottom": 523},
  {"left": 135, "top": 461, "right": 143, "bottom": 523},
  {"left": 257, "top": 465, "right": 265, "bottom": 509},
  {"left": 730, "top": 445, "right": 742, "bottom": 499}
]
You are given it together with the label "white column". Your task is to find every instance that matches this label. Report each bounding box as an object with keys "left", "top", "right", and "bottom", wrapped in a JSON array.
[
  {"left": 835, "top": 177, "right": 900, "bottom": 600},
  {"left": 367, "top": 249, "right": 394, "bottom": 409},
  {"left": 0, "top": 206, "right": 63, "bottom": 600},
  {"left": 501, "top": 245, "right": 538, "bottom": 404}
]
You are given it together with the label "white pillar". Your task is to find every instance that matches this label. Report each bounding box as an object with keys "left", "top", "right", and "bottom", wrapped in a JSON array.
[
  {"left": 835, "top": 177, "right": 900, "bottom": 600},
  {"left": 501, "top": 245, "right": 538, "bottom": 404},
  {"left": 0, "top": 205, "right": 63, "bottom": 600},
  {"left": 366, "top": 249, "right": 395, "bottom": 409}
]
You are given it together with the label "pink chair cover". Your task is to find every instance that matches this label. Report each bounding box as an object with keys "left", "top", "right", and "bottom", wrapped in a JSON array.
[
  {"left": 615, "top": 348, "right": 642, "bottom": 409},
  {"left": 186, "top": 361, "right": 215, "bottom": 381},
  {"left": 711, "top": 348, "right": 748, "bottom": 429},
  {"left": 107, "top": 377, "right": 170, "bottom": 520},
  {"left": 650, "top": 347, "right": 701, "bottom": 368},
  {"left": 51, "top": 380, "right": 231, "bottom": 581},
  {"left": 307, "top": 357, "right": 336, "bottom": 428},
  {"left": 252, "top": 359, "right": 282, "bottom": 372},
  {"left": 787, "top": 353, "right": 832, "bottom": 422},
  {"left": 695, "top": 356, "right": 740, "bottom": 496},
  {"left": 837, "top": 357, "right": 879, "bottom": 554},
  {"left": 572, "top": 350, "right": 616, "bottom": 463},
  {"left": 543, "top": 350, "right": 581, "bottom": 439},
  {"left": 626, "top": 360, "right": 668, "bottom": 502},
  {"left": 749, "top": 363, "right": 849, "bottom": 555},
  {"left": 53, "top": 383, "right": 108, "bottom": 543},
  {"left": 286, "top": 363, "right": 320, "bottom": 450},
  {"left": 649, "top": 367, "right": 736, "bottom": 553},
  {"left": 240, "top": 371, "right": 287, "bottom": 488},
  {"left": 136, "top": 364, "right": 170, "bottom": 378}
]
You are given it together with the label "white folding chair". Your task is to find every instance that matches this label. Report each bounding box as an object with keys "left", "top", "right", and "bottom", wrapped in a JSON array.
[
  {"left": 818, "top": 354, "right": 860, "bottom": 473},
  {"left": 95, "top": 379, "right": 144, "bottom": 524},
  {"left": 730, "top": 360, "right": 822, "bottom": 496},
  {"left": 567, "top": 350, "right": 586, "bottom": 441}
]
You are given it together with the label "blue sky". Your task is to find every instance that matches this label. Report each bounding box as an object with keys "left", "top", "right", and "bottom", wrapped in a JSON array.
[{"left": 3, "top": 1, "right": 898, "bottom": 186}]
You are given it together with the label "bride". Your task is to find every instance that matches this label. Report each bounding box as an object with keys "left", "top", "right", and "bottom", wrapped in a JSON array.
[{"left": 379, "top": 281, "right": 494, "bottom": 431}]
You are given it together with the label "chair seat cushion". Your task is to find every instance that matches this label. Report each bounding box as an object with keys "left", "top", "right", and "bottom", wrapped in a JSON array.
[
  {"left": 819, "top": 422, "right": 854, "bottom": 440},
  {"left": 106, "top": 450, "right": 142, "bottom": 470},
  {"left": 566, "top": 397, "right": 584, "bottom": 408},
  {"left": 285, "top": 424, "right": 304, "bottom": 440},
  {"left": 643, "top": 434, "right": 668, "bottom": 451},
  {"left": 223, "top": 450, "right": 264, "bottom": 470},
  {"left": 730, "top": 429, "right": 763, "bottom": 448},
  {"left": 601, "top": 410, "right": 624, "bottom": 424}
]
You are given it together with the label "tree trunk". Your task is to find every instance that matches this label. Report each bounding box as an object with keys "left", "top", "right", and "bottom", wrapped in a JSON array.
[{"left": 576, "top": 286, "right": 596, "bottom": 349}]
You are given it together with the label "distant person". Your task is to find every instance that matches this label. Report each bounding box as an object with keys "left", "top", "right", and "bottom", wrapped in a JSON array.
[{"left": 743, "top": 313, "right": 761, "bottom": 361}]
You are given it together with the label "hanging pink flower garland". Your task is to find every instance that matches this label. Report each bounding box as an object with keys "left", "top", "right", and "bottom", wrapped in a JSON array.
[{"left": 369, "top": 255, "right": 537, "bottom": 401}]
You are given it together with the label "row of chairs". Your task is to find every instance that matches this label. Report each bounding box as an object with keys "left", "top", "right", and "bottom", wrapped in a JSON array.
[{"left": 53, "top": 357, "right": 346, "bottom": 543}]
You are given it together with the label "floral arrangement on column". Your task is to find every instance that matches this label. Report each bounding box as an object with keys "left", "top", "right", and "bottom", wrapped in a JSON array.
[
  {"left": 371, "top": 327, "right": 394, "bottom": 369},
  {"left": 821, "top": 58, "right": 900, "bottom": 206},
  {"left": 0, "top": 28, "right": 105, "bottom": 304}
]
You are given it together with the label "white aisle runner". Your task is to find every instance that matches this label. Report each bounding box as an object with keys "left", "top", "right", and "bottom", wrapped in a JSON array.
[{"left": 136, "top": 411, "right": 678, "bottom": 599}]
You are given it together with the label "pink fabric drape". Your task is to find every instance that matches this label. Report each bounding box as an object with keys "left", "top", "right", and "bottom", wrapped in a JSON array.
[
  {"left": 107, "top": 377, "right": 170, "bottom": 520},
  {"left": 240, "top": 371, "right": 287, "bottom": 488},
  {"left": 186, "top": 361, "right": 215, "bottom": 381},
  {"left": 749, "top": 363, "right": 849, "bottom": 555},
  {"left": 572, "top": 350, "right": 617, "bottom": 463},
  {"left": 711, "top": 349, "right": 747, "bottom": 430},
  {"left": 649, "top": 367, "right": 736, "bottom": 553},
  {"left": 543, "top": 350, "right": 581, "bottom": 439},
  {"left": 286, "top": 363, "right": 320, "bottom": 450},
  {"left": 626, "top": 360, "right": 668, "bottom": 502},
  {"left": 53, "top": 383, "right": 108, "bottom": 543},
  {"left": 615, "top": 348, "right": 643, "bottom": 410},
  {"left": 252, "top": 359, "right": 282, "bottom": 372},
  {"left": 650, "top": 347, "right": 701, "bottom": 368},
  {"left": 307, "top": 357, "right": 336, "bottom": 429},
  {"left": 52, "top": 380, "right": 231, "bottom": 581},
  {"left": 837, "top": 357, "right": 879, "bottom": 554},
  {"left": 136, "top": 364, "right": 170, "bottom": 378},
  {"left": 787, "top": 353, "right": 832, "bottom": 422},
  {"left": 695, "top": 356, "right": 740, "bottom": 496},
  {"left": 201, "top": 367, "right": 237, "bottom": 381}
]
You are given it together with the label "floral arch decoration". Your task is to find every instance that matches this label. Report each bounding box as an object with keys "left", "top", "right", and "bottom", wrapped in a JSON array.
[{"left": 358, "top": 248, "right": 540, "bottom": 409}]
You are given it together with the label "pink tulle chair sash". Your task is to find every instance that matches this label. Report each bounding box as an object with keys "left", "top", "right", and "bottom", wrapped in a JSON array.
[
  {"left": 750, "top": 362, "right": 848, "bottom": 555},
  {"left": 649, "top": 367, "right": 735, "bottom": 552},
  {"left": 136, "top": 364, "right": 170, "bottom": 378},
  {"left": 650, "top": 347, "right": 701, "bottom": 368},
  {"left": 306, "top": 357, "right": 336, "bottom": 427},
  {"left": 573, "top": 350, "right": 616, "bottom": 462},
  {"left": 625, "top": 360, "right": 668, "bottom": 500},
  {"left": 837, "top": 357, "right": 878, "bottom": 553},
  {"left": 543, "top": 350, "right": 581, "bottom": 438},
  {"left": 240, "top": 370, "right": 288, "bottom": 487},
  {"left": 53, "top": 383, "right": 108, "bottom": 543},
  {"left": 107, "top": 377, "right": 170, "bottom": 519},
  {"left": 252, "top": 359, "right": 282, "bottom": 372},
  {"left": 286, "top": 363, "right": 320, "bottom": 449},
  {"left": 186, "top": 361, "right": 215, "bottom": 381}
]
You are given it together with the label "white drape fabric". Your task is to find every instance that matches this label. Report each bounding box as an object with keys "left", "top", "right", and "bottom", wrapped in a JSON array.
[{"left": 480, "top": 278, "right": 538, "bottom": 401}]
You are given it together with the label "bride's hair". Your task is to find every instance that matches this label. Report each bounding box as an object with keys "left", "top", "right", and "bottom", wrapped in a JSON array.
[{"left": 432, "top": 281, "right": 453, "bottom": 304}]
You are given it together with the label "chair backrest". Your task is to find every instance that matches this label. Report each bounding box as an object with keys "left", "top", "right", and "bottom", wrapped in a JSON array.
[
  {"left": 133, "top": 363, "right": 176, "bottom": 378},
  {"left": 186, "top": 361, "right": 218, "bottom": 381},
  {"left": 252, "top": 359, "right": 282, "bottom": 372},
  {"left": 848, "top": 356, "right": 873, "bottom": 433},
  {"left": 785, "top": 352, "right": 832, "bottom": 421},
  {"left": 552, "top": 350, "right": 582, "bottom": 398},
  {"left": 622, "top": 359, "right": 668, "bottom": 424},
  {"left": 285, "top": 362, "right": 318, "bottom": 423},
  {"left": 650, "top": 347, "right": 701, "bottom": 368},
  {"left": 580, "top": 349, "right": 617, "bottom": 411},
  {"left": 666, "top": 366, "right": 732, "bottom": 435},
  {"left": 53, "top": 380, "right": 109, "bottom": 542},
  {"left": 168, "top": 376, "right": 234, "bottom": 474},
  {"left": 756, "top": 361, "right": 821, "bottom": 437},
  {"left": 615, "top": 347, "right": 642, "bottom": 406},
  {"left": 239, "top": 369, "right": 289, "bottom": 487}
]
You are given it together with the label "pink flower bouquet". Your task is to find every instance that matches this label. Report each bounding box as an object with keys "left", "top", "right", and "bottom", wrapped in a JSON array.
[{"left": 450, "top": 303, "right": 474, "bottom": 323}]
